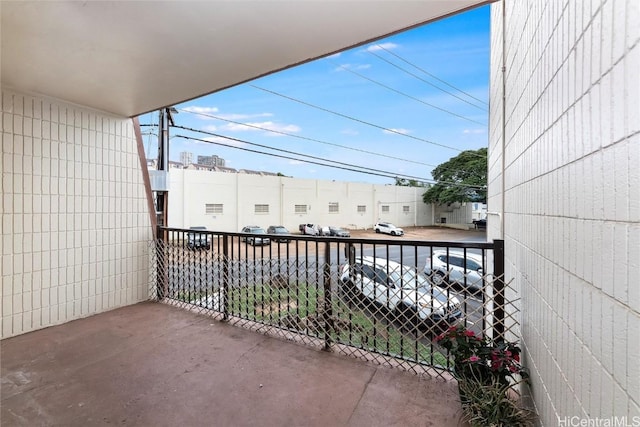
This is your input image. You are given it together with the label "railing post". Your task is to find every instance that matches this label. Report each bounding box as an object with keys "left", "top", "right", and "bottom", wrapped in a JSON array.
[
  {"left": 222, "top": 235, "right": 229, "bottom": 322},
  {"left": 323, "top": 242, "right": 332, "bottom": 351},
  {"left": 493, "top": 239, "right": 505, "bottom": 342}
]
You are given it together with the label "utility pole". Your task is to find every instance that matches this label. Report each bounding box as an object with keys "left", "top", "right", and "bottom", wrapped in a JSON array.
[{"left": 155, "top": 107, "right": 176, "bottom": 227}]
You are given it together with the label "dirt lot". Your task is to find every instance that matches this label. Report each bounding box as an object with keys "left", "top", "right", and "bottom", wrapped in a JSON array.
[
  {"left": 166, "top": 226, "right": 486, "bottom": 260},
  {"left": 346, "top": 225, "right": 486, "bottom": 241}
]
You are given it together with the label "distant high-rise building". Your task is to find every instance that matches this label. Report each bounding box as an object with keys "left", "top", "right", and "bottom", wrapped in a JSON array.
[
  {"left": 180, "top": 151, "right": 193, "bottom": 166},
  {"left": 197, "top": 155, "right": 226, "bottom": 167}
]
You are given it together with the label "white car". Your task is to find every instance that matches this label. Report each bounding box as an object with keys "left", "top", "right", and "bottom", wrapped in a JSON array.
[
  {"left": 191, "top": 289, "right": 223, "bottom": 311},
  {"left": 299, "top": 223, "right": 320, "bottom": 236},
  {"left": 373, "top": 222, "right": 404, "bottom": 236},
  {"left": 424, "top": 250, "right": 485, "bottom": 293},
  {"left": 340, "top": 257, "right": 462, "bottom": 328}
]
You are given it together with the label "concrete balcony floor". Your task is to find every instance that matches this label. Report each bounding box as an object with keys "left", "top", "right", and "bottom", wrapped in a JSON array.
[{"left": 1, "top": 302, "right": 466, "bottom": 426}]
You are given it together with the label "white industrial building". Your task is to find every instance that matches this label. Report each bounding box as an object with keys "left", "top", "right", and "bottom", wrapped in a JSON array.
[{"left": 168, "top": 169, "right": 436, "bottom": 232}]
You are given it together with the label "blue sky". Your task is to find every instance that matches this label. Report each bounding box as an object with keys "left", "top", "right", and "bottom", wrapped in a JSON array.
[{"left": 139, "top": 5, "right": 490, "bottom": 185}]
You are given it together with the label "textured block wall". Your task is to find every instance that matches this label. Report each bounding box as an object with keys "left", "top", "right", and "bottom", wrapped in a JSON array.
[
  {"left": 489, "top": 0, "right": 639, "bottom": 425},
  {"left": 1, "top": 88, "right": 153, "bottom": 339}
]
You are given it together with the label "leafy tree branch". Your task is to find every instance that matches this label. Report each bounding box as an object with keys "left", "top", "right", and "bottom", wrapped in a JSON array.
[{"left": 422, "top": 148, "right": 487, "bottom": 204}]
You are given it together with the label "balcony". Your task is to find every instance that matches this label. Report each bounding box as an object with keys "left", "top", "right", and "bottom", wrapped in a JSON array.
[
  {"left": 2, "top": 302, "right": 470, "bottom": 425},
  {"left": 2, "top": 228, "right": 517, "bottom": 426}
]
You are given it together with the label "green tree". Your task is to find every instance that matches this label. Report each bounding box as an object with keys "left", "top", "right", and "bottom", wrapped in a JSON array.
[
  {"left": 422, "top": 148, "right": 487, "bottom": 204},
  {"left": 394, "top": 177, "right": 426, "bottom": 187}
]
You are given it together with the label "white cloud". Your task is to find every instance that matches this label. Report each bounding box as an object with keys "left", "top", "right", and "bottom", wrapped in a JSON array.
[
  {"left": 334, "top": 63, "right": 371, "bottom": 72},
  {"left": 202, "top": 125, "right": 217, "bottom": 132},
  {"left": 341, "top": 129, "right": 359, "bottom": 136},
  {"left": 204, "top": 135, "right": 245, "bottom": 147},
  {"left": 217, "top": 112, "right": 273, "bottom": 121},
  {"left": 288, "top": 160, "right": 304, "bottom": 165},
  {"left": 203, "top": 136, "right": 224, "bottom": 143},
  {"left": 222, "top": 121, "right": 301, "bottom": 135},
  {"left": 365, "top": 42, "right": 398, "bottom": 52},
  {"left": 463, "top": 129, "right": 485, "bottom": 134},
  {"left": 327, "top": 52, "right": 342, "bottom": 59},
  {"left": 181, "top": 106, "right": 274, "bottom": 121},
  {"left": 182, "top": 135, "right": 227, "bottom": 146},
  {"left": 181, "top": 106, "right": 219, "bottom": 117},
  {"left": 383, "top": 128, "right": 410, "bottom": 135}
]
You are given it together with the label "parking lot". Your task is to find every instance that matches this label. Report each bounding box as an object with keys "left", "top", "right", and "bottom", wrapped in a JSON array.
[{"left": 347, "top": 225, "right": 486, "bottom": 241}]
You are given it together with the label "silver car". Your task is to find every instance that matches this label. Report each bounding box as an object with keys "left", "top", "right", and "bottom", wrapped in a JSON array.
[
  {"left": 241, "top": 226, "right": 271, "bottom": 246},
  {"left": 340, "top": 257, "right": 462, "bottom": 328},
  {"left": 424, "top": 250, "right": 485, "bottom": 293}
]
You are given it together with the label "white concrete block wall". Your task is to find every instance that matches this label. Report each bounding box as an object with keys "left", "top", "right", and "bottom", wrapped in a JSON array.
[
  {"left": 167, "top": 169, "right": 433, "bottom": 232},
  {"left": 489, "top": 0, "right": 639, "bottom": 425},
  {"left": 0, "top": 88, "right": 152, "bottom": 339}
]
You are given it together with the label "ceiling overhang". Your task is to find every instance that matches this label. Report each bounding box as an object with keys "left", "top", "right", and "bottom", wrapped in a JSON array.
[{"left": 1, "top": 1, "right": 493, "bottom": 118}]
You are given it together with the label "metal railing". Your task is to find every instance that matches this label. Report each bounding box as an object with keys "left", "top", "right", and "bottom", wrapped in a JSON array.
[{"left": 150, "top": 227, "right": 517, "bottom": 378}]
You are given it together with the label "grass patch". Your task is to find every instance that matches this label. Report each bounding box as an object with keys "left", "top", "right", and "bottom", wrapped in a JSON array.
[{"left": 171, "top": 282, "right": 448, "bottom": 367}]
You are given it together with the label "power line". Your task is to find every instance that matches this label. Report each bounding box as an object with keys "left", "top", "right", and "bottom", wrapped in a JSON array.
[
  {"left": 175, "top": 134, "right": 433, "bottom": 184},
  {"left": 174, "top": 110, "right": 487, "bottom": 185},
  {"left": 176, "top": 107, "right": 439, "bottom": 168},
  {"left": 371, "top": 44, "right": 488, "bottom": 106},
  {"left": 173, "top": 125, "right": 436, "bottom": 184},
  {"left": 329, "top": 60, "right": 486, "bottom": 125},
  {"left": 364, "top": 50, "right": 487, "bottom": 111},
  {"left": 250, "top": 84, "right": 485, "bottom": 158},
  {"left": 173, "top": 128, "right": 486, "bottom": 190}
]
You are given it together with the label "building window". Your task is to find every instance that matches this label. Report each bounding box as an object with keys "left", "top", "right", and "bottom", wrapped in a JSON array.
[
  {"left": 403, "top": 205, "right": 410, "bottom": 213},
  {"left": 294, "top": 204, "right": 307, "bottom": 214},
  {"left": 357, "top": 205, "right": 366, "bottom": 213},
  {"left": 254, "top": 204, "right": 269, "bottom": 214},
  {"left": 381, "top": 205, "right": 390, "bottom": 213},
  {"left": 205, "top": 203, "right": 223, "bottom": 214},
  {"left": 328, "top": 202, "right": 339, "bottom": 213}
]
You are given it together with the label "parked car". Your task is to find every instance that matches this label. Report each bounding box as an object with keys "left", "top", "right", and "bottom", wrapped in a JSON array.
[
  {"left": 187, "top": 226, "right": 211, "bottom": 250},
  {"left": 328, "top": 226, "right": 351, "bottom": 238},
  {"left": 241, "top": 226, "right": 271, "bottom": 246},
  {"left": 473, "top": 218, "right": 487, "bottom": 229},
  {"left": 267, "top": 225, "right": 291, "bottom": 243},
  {"left": 299, "top": 223, "right": 320, "bottom": 236},
  {"left": 373, "top": 222, "right": 404, "bottom": 236},
  {"left": 424, "top": 250, "right": 485, "bottom": 293},
  {"left": 340, "top": 257, "right": 462, "bottom": 328},
  {"left": 319, "top": 225, "right": 330, "bottom": 236},
  {"left": 191, "top": 289, "right": 223, "bottom": 311}
]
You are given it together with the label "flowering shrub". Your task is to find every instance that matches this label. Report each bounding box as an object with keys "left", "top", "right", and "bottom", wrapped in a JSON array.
[
  {"left": 435, "top": 324, "right": 529, "bottom": 385},
  {"left": 435, "top": 325, "right": 534, "bottom": 425}
]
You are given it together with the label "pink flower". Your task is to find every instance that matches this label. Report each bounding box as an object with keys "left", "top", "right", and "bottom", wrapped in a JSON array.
[
  {"left": 468, "top": 355, "right": 480, "bottom": 362},
  {"left": 464, "top": 330, "right": 475, "bottom": 337}
]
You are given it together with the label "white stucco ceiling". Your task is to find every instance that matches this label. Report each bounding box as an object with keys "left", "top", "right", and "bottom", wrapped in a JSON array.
[{"left": 1, "top": 1, "right": 492, "bottom": 118}]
